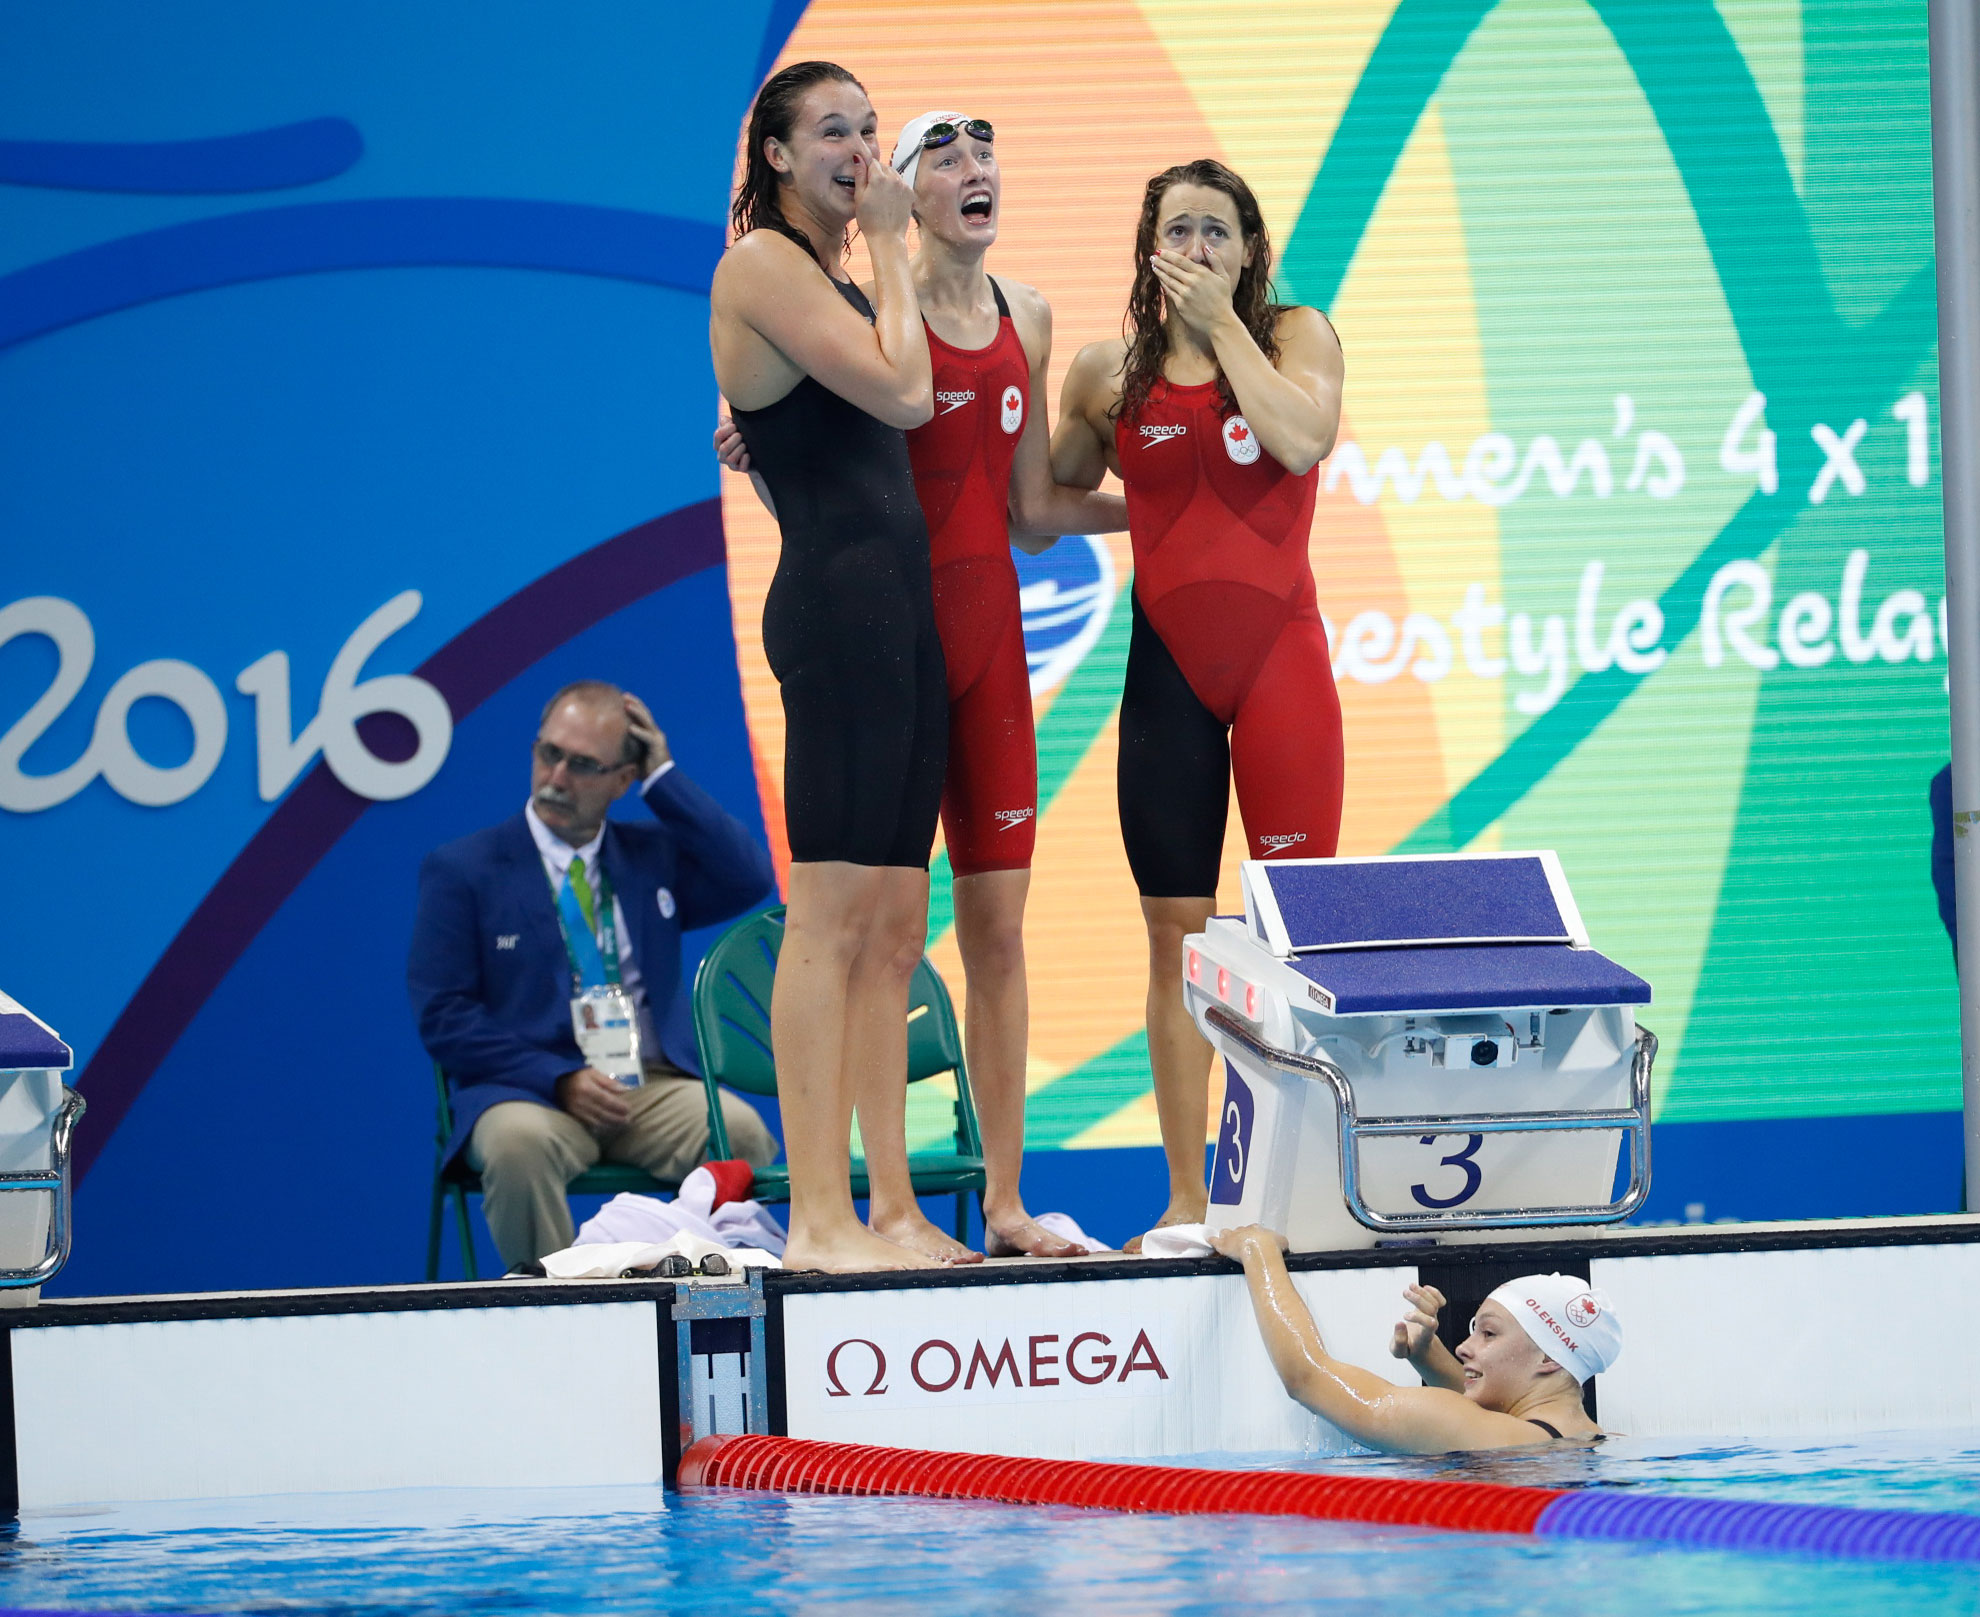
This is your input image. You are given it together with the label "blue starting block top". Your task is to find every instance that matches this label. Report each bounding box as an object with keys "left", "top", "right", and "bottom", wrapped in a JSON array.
[
  {"left": 1291, "top": 942, "right": 1651, "bottom": 1015},
  {"left": 1238, "top": 852, "right": 1648, "bottom": 1014},
  {"left": 1244, "top": 852, "right": 1582, "bottom": 954},
  {"left": 0, "top": 991, "right": 72, "bottom": 1071}
]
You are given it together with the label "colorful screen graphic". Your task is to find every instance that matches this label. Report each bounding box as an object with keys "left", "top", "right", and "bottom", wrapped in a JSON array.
[{"left": 725, "top": 0, "right": 1950, "bottom": 1159}]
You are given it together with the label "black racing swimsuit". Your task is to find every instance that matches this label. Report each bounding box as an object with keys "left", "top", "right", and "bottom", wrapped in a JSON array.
[
  {"left": 1529, "top": 1420, "right": 1605, "bottom": 1442},
  {"left": 732, "top": 273, "right": 947, "bottom": 868}
]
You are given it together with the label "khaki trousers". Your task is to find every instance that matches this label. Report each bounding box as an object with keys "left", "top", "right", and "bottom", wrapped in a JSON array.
[{"left": 467, "top": 1068, "right": 777, "bottom": 1268}]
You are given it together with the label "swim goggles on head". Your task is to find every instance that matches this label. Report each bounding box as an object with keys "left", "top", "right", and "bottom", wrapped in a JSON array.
[{"left": 901, "top": 117, "right": 994, "bottom": 165}]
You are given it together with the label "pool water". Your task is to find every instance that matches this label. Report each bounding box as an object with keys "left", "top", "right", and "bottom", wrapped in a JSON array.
[{"left": 5, "top": 1433, "right": 1978, "bottom": 1616}]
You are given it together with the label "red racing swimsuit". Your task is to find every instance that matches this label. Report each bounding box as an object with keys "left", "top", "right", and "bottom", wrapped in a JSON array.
[
  {"left": 905, "top": 278, "right": 1037, "bottom": 875},
  {"left": 1113, "top": 376, "right": 1343, "bottom": 894}
]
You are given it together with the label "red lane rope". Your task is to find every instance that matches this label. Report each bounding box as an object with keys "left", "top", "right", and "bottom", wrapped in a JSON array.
[{"left": 678, "top": 1435, "right": 1564, "bottom": 1535}]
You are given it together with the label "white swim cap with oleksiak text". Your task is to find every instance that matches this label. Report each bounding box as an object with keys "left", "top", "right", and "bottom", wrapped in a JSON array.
[{"left": 1485, "top": 1273, "right": 1621, "bottom": 1383}]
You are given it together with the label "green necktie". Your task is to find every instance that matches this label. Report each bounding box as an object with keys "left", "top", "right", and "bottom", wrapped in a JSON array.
[{"left": 568, "top": 857, "right": 599, "bottom": 935}]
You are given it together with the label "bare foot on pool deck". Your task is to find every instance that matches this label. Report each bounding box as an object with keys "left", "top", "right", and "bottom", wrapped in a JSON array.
[
  {"left": 782, "top": 1225, "right": 930, "bottom": 1273},
  {"left": 870, "top": 1209, "right": 985, "bottom": 1265},
  {"left": 985, "top": 1218, "right": 1085, "bottom": 1259}
]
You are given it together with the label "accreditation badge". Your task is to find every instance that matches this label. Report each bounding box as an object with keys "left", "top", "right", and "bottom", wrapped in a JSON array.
[{"left": 571, "top": 985, "right": 643, "bottom": 1087}]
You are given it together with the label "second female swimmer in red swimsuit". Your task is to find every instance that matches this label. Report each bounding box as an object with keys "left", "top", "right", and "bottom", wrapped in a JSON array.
[
  {"left": 721, "top": 111, "right": 1126, "bottom": 1260},
  {"left": 1052, "top": 159, "right": 1345, "bottom": 1249}
]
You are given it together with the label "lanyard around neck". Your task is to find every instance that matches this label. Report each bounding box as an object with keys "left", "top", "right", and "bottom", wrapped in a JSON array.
[{"left": 549, "top": 854, "right": 621, "bottom": 989}]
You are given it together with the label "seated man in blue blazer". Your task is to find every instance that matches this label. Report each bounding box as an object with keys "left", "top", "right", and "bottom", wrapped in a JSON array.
[{"left": 409, "top": 679, "right": 778, "bottom": 1267}]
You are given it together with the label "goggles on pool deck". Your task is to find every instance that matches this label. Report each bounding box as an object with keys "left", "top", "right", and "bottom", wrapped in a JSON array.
[{"left": 899, "top": 117, "right": 994, "bottom": 167}]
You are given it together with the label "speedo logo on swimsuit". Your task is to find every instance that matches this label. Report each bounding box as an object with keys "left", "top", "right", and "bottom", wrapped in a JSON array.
[
  {"left": 1259, "top": 832, "right": 1307, "bottom": 853},
  {"left": 994, "top": 807, "right": 1035, "bottom": 829},
  {"left": 937, "top": 389, "right": 976, "bottom": 415},
  {"left": 1138, "top": 423, "right": 1188, "bottom": 445}
]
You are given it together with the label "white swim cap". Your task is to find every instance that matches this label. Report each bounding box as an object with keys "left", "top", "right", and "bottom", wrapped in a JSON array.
[
  {"left": 1485, "top": 1274, "right": 1621, "bottom": 1383},
  {"left": 891, "top": 110, "right": 967, "bottom": 186}
]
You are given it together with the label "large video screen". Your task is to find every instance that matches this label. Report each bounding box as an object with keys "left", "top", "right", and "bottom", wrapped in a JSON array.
[{"left": 725, "top": 0, "right": 1949, "bottom": 1156}]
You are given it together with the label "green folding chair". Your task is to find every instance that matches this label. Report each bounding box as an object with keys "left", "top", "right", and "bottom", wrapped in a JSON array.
[
  {"left": 425, "top": 1065, "right": 680, "bottom": 1281},
  {"left": 692, "top": 906, "right": 987, "bottom": 1241}
]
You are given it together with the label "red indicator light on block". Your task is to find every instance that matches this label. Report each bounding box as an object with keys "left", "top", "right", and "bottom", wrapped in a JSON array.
[
  {"left": 1245, "top": 981, "right": 1260, "bottom": 1018},
  {"left": 1216, "top": 966, "right": 1231, "bottom": 1002},
  {"left": 1187, "top": 948, "right": 1201, "bottom": 984}
]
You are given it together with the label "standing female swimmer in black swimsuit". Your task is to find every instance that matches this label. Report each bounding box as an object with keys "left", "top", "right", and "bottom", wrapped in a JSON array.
[
  {"left": 1052, "top": 160, "right": 1346, "bottom": 1250},
  {"left": 721, "top": 110, "right": 1129, "bottom": 1261},
  {"left": 711, "top": 61, "right": 943, "bottom": 1273},
  {"left": 1213, "top": 1226, "right": 1616, "bottom": 1451}
]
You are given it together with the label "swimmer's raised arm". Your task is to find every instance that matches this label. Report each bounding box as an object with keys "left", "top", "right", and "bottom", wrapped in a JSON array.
[
  {"left": 1389, "top": 1283, "right": 1465, "bottom": 1393},
  {"left": 1002, "top": 283, "right": 1128, "bottom": 547},
  {"left": 1211, "top": 1226, "right": 1559, "bottom": 1455}
]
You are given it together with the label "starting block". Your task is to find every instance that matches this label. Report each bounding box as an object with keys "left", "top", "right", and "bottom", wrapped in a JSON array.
[
  {"left": 1184, "top": 852, "right": 1654, "bottom": 1250},
  {"left": 0, "top": 990, "right": 83, "bottom": 1296}
]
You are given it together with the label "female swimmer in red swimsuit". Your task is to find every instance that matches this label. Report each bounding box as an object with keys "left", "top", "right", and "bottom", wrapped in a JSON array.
[
  {"left": 720, "top": 112, "right": 1125, "bottom": 1260},
  {"left": 1052, "top": 158, "right": 1345, "bottom": 1249}
]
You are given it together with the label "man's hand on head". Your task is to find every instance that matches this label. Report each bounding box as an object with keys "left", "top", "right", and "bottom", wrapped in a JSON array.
[
  {"left": 623, "top": 694, "right": 671, "bottom": 776},
  {"left": 556, "top": 1066, "right": 633, "bottom": 1131}
]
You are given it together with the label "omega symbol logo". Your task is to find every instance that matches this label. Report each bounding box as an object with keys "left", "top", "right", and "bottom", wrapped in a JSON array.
[
  {"left": 1000, "top": 385, "right": 1023, "bottom": 434},
  {"left": 1223, "top": 415, "right": 1261, "bottom": 465}
]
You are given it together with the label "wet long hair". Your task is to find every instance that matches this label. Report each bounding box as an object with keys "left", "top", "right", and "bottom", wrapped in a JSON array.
[
  {"left": 730, "top": 60, "right": 867, "bottom": 265},
  {"left": 1116, "top": 159, "right": 1285, "bottom": 422}
]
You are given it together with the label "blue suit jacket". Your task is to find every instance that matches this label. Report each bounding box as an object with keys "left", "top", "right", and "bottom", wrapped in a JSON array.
[{"left": 408, "top": 768, "right": 776, "bottom": 1166}]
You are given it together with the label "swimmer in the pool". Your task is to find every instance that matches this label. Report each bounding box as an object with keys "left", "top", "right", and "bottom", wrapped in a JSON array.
[
  {"left": 720, "top": 110, "right": 1128, "bottom": 1260},
  {"left": 1212, "top": 1225, "right": 1616, "bottom": 1451},
  {"left": 710, "top": 60, "right": 941, "bottom": 1273}
]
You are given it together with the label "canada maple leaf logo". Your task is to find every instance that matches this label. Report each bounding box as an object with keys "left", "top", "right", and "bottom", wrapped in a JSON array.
[{"left": 1229, "top": 422, "right": 1249, "bottom": 441}]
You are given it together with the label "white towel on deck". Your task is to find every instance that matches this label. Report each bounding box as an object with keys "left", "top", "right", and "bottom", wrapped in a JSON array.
[
  {"left": 1136, "top": 1222, "right": 1217, "bottom": 1259},
  {"left": 540, "top": 1234, "right": 780, "bottom": 1278},
  {"left": 573, "top": 1163, "right": 789, "bottom": 1255}
]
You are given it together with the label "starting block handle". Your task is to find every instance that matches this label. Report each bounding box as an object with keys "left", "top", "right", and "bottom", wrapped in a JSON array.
[
  {"left": 1200, "top": 1007, "right": 1655, "bottom": 1233},
  {"left": 0, "top": 1084, "right": 86, "bottom": 1288}
]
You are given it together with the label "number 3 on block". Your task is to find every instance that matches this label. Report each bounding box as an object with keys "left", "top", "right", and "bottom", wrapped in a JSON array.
[{"left": 1410, "top": 1132, "right": 1484, "bottom": 1210}]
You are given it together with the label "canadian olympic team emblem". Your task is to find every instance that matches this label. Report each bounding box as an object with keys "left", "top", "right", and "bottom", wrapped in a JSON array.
[
  {"left": 1001, "top": 384, "right": 1024, "bottom": 435},
  {"left": 1223, "top": 415, "right": 1260, "bottom": 464},
  {"left": 1565, "top": 1293, "right": 1601, "bottom": 1328}
]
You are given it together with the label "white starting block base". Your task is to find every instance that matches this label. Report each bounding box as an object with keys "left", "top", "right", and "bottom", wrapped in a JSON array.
[
  {"left": 0, "top": 1068, "right": 61, "bottom": 1296},
  {"left": 1185, "top": 854, "right": 1654, "bottom": 1250},
  {"left": 0, "top": 990, "right": 81, "bottom": 1301},
  {"left": 1198, "top": 996, "right": 1640, "bottom": 1251},
  {"left": 8, "top": 1217, "right": 1978, "bottom": 1509}
]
